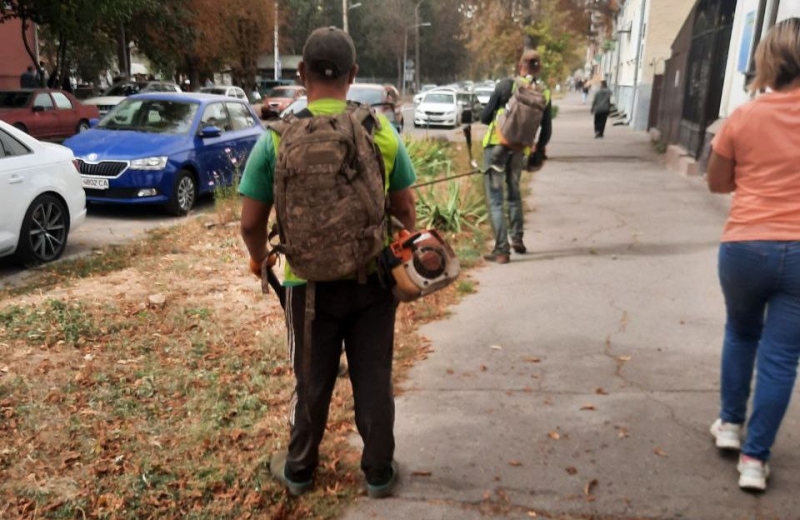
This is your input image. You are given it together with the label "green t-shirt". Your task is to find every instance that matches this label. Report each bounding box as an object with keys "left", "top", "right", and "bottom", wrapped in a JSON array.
[{"left": 239, "top": 98, "right": 417, "bottom": 286}]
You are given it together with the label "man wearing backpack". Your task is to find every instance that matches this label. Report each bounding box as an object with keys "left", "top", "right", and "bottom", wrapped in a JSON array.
[
  {"left": 238, "top": 26, "right": 416, "bottom": 498},
  {"left": 480, "top": 49, "right": 552, "bottom": 263}
]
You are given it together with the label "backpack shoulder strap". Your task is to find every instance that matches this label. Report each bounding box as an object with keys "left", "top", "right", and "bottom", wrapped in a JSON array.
[{"left": 346, "top": 101, "right": 381, "bottom": 135}]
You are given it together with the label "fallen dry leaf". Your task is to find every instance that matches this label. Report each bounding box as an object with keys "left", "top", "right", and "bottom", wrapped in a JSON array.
[
  {"left": 595, "top": 387, "right": 608, "bottom": 395},
  {"left": 411, "top": 470, "right": 432, "bottom": 477},
  {"left": 580, "top": 404, "right": 596, "bottom": 411},
  {"left": 616, "top": 426, "right": 630, "bottom": 438},
  {"left": 508, "top": 460, "right": 522, "bottom": 467},
  {"left": 523, "top": 356, "right": 542, "bottom": 363},
  {"left": 490, "top": 345, "right": 502, "bottom": 350},
  {"left": 618, "top": 355, "right": 632, "bottom": 362},
  {"left": 566, "top": 467, "right": 578, "bottom": 475},
  {"left": 584, "top": 478, "right": 598, "bottom": 497},
  {"left": 528, "top": 512, "right": 538, "bottom": 518},
  {"left": 480, "top": 364, "right": 487, "bottom": 372},
  {"left": 548, "top": 431, "right": 561, "bottom": 440},
  {"left": 653, "top": 448, "right": 668, "bottom": 457}
]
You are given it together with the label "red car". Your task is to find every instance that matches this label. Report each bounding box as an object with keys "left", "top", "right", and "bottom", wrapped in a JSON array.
[
  {"left": 0, "top": 89, "right": 100, "bottom": 141},
  {"left": 261, "top": 85, "right": 307, "bottom": 119}
]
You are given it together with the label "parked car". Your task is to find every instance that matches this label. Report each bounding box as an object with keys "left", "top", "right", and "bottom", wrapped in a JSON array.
[
  {"left": 0, "top": 89, "right": 100, "bottom": 141},
  {"left": 83, "top": 81, "right": 182, "bottom": 116},
  {"left": 277, "top": 85, "right": 405, "bottom": 134},
  {"left": 348, "top": 84, "right": 404, "bottom": 133},
  {"left": 200, "top": 86, "right": 248, "bottom": 101},
  {"left": 456, "top": 91, "right": 482, "bottom": 124},
  {"left": 63, "top": 93, "right": 264, "bottom": 216},
  {"left": 0, "top": 120, "right": 86, "bottom": 266},
  {"left": 261, "top": 85, "right": 306, "bottom": 119},
  {"left": 414, "top": 90, "right": 462, "bottom": 128},
  {"left": 475, "top": 86, "right": 494, "bottom": 107}
]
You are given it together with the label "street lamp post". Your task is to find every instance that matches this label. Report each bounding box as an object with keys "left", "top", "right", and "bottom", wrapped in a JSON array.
[
  {"left": 402, "top": 22, "right": 430, "bottom": 98},
  {"left": 414, "top": 0, "right": 425, "bottom": 92},
  {"left": 274, "top": 0, "right": 279, "bottom": 81},
  {"left": 342, "top": 1, "right": 362, "bottom": 33}
]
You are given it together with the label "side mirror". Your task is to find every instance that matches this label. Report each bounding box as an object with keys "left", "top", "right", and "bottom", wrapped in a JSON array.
[
  {"left": 89, "top": 118, "right": 99, "bottom": 128},
  {"left": 199, "top": 126, "right": 222, "bottom": 138},
  {"left": 32, "top": 105, "right": 45, "bottom": 112}
]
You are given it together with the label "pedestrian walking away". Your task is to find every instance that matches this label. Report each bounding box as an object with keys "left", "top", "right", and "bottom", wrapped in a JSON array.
[
  {"left": 19, "top": 66, "right": 37, "bottom": 88},
  {"left": 480, "top": 49, "right": 552, "bottom": 263},
  {"left": 591, "top": 80, "right": 612, "bottom": 138},
  {"left": 581, "top": 82, "right": 590, "bottom": 104},
  {"left": 239, "top": 26, "right": 417, "bottom": 499},
  {"left": 706, "top": 17, "right": 800, "bottom": 493}
]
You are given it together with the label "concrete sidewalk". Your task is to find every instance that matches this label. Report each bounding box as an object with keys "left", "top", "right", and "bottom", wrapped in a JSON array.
[{"left": 342, "top": 94, "right": 800, "bottom": 520}]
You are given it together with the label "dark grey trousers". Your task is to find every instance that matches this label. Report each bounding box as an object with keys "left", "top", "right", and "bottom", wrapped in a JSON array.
[{"left": 284, "top": 275, "right": 397, "bottom": 485}]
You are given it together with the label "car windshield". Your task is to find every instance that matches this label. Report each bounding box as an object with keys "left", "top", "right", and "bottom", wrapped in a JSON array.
[
  {"left": 98, "top": 99, "right": 199, "bottom": 134},
  {"left": 476, "top": 88, "right": 493, "bottom": 96},
  {"left": 201, "top": 88, "right": 228, "bottom": 95},
  {"left": 0, "top": 91, "right": 32, "bottom": 108},
  {"left": 270, "top": 88, "right": 296, "bottom": 98},
  {"left": 281, "top": 97, "right": 308, "bottom": 117},
  {"left": 347, "top": 87, "right": 383, "bottom": 105},
  {"left": 424, "top": 93, "right": 454, "bottom": 104},
  {"left": 103, "top": 82, "right": 149, "bottom": 97}
]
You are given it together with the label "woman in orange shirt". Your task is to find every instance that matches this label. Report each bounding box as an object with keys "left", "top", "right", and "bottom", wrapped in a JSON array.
[{"left": 707, "top": 18, "right": 800, "bottom": 493}]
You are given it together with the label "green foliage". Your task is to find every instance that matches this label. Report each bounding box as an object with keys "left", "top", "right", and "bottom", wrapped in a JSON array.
[
  {"left": 552, "top": 104, "right": 560, "bottom": 119},
  {"left": 0, "top": 299, "right": 97, "bottom": 346},
  {"left": 403, "top": 137, "right": 454, "bottom": 180},
  {"left": 415, "top": 179, "right": 487, "bottom": 234}
]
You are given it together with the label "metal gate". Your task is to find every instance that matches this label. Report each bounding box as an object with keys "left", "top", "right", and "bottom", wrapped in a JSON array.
[{"left": 678, "top": 0, "right": 737, "bottom": 157}]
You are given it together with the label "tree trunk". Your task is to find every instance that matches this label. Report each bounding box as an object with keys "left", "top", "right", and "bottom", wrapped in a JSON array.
[{"left": 20, "top": 16, "right": 39, "bottom": 74}]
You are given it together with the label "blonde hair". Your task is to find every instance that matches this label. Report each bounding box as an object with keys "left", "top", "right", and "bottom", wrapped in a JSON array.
[{"left": 751, "top": 17, "right": 800, "bottom": 93}]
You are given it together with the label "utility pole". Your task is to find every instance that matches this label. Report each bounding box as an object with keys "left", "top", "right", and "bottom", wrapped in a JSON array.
[
  {"left": 414, "top": 0, "right": 425, "bottom": 92},
  {"left": 274, "top": 0, "right": 279, "bottom": 80},
  {"left": 343, "top": 0, "right": 349, "bottom": 33}
]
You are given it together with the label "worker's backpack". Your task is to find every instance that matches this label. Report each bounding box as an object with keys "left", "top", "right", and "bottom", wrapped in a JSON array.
[
  {"left": 496, "top": 78, "right": 547, "bottom": 151},
  {"left": 268, "top": 102, "right": 387, "bottom": 282}
]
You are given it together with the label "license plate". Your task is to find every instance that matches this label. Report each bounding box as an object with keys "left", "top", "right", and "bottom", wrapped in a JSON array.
[{"left": 81, "top": 177, "right": 109, "bottom": 190}]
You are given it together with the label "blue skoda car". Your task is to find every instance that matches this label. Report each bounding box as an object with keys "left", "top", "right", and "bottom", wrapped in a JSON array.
[{"left": 63, "top": 93, "right": 264, "bottom": 215}]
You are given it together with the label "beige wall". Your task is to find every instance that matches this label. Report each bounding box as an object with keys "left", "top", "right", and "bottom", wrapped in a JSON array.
[{"left": 641, "top": 0, "right": 695, "bottom": 85}]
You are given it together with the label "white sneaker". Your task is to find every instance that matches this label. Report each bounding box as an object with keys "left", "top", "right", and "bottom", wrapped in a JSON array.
[
  {"left": 737, "top": 455, "right": 769, "bottom": 491},
  {"left": 710, "top": 418, "right": 742, "bottom": 450}
]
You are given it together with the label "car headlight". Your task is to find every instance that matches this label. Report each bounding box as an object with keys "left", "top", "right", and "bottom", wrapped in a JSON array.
[{"left": 130, "top": 156, "right": 168, "bottom": 170}]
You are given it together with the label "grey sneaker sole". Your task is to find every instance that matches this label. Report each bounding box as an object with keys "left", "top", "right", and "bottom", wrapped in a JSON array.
[
  {"left": 367, "top": 460, "right": 398, "bottom": 499},
  {"left": 270, "top": 451, "right": 313, "bottom": 497},
  {"left": 710, "top": 420, "right": 741, "bottom": 451}
]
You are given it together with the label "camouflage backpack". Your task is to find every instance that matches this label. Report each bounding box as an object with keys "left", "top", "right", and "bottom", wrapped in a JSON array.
[
  {"left": 496, "top": 78, "right": 547, "bottom": 151},
  {"left": 268, "top": 102, "right": 387, "bottom": 282}
]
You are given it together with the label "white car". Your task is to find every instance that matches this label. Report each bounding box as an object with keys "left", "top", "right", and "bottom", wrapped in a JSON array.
[
  {"left": 0, "top": 120, "right": 86, "bottom": 266},
  {"left": 475, "top": 86, "right": 494, "bottom": 107},
  {"left": 83, "top": 81, "right": 182, "bottom": 116},
  {"left": 414, "top": 90, "right": 462, "bottom": 128},
  {"left": 200, "top": 86, "right": 248, "bottom": 101}
]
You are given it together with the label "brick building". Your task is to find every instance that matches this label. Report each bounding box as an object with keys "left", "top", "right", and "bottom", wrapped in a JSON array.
[{"left": 0, "top": 17, "right": 37, "bottom": 89}]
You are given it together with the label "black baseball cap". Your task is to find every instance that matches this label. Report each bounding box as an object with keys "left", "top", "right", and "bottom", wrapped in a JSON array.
[{"left": 302, "top": 26, "right": 356, "bottom": 79}]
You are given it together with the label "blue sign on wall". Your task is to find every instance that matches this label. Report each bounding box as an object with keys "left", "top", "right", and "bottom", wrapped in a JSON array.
[{"left": 738, "top": 11, "right": 756, "bottom": 73}]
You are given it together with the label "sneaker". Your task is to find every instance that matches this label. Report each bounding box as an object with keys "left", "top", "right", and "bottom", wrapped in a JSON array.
[
  {"left": 511, "top": 240, "right": 527, "bottom": 254},
  {"left": 483, "top": 252, "right": 510, "bottom": 264},
  {"left": 738, "top": 454, "right": 769, "bottom": 491},
  {"left": 710, "top": 418, "right": 742, "bottom": 450},
  {"left": 367, "top": 460, "right": 398, "bottom": 499},
  {"left": 269, "top": 451, "right": 313, "bottom": 497}
]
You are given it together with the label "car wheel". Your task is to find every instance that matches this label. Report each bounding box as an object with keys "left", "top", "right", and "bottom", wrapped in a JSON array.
[
  {"left": 165, "top": 170, "right": 197, "bottom": 216},
  {"left": 76, "top": 119, "right": 90, "bottom": 133},
  {"left": 13, "top": 193, "right": 70, "bottom": 266},
  {"left": 13, "top": 123, "right": 27, "bottom": 134}
]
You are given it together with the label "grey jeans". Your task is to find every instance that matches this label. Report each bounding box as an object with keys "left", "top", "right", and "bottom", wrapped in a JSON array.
[{"left": 483, "top": 146, "right": 524, "bottom": 254}]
